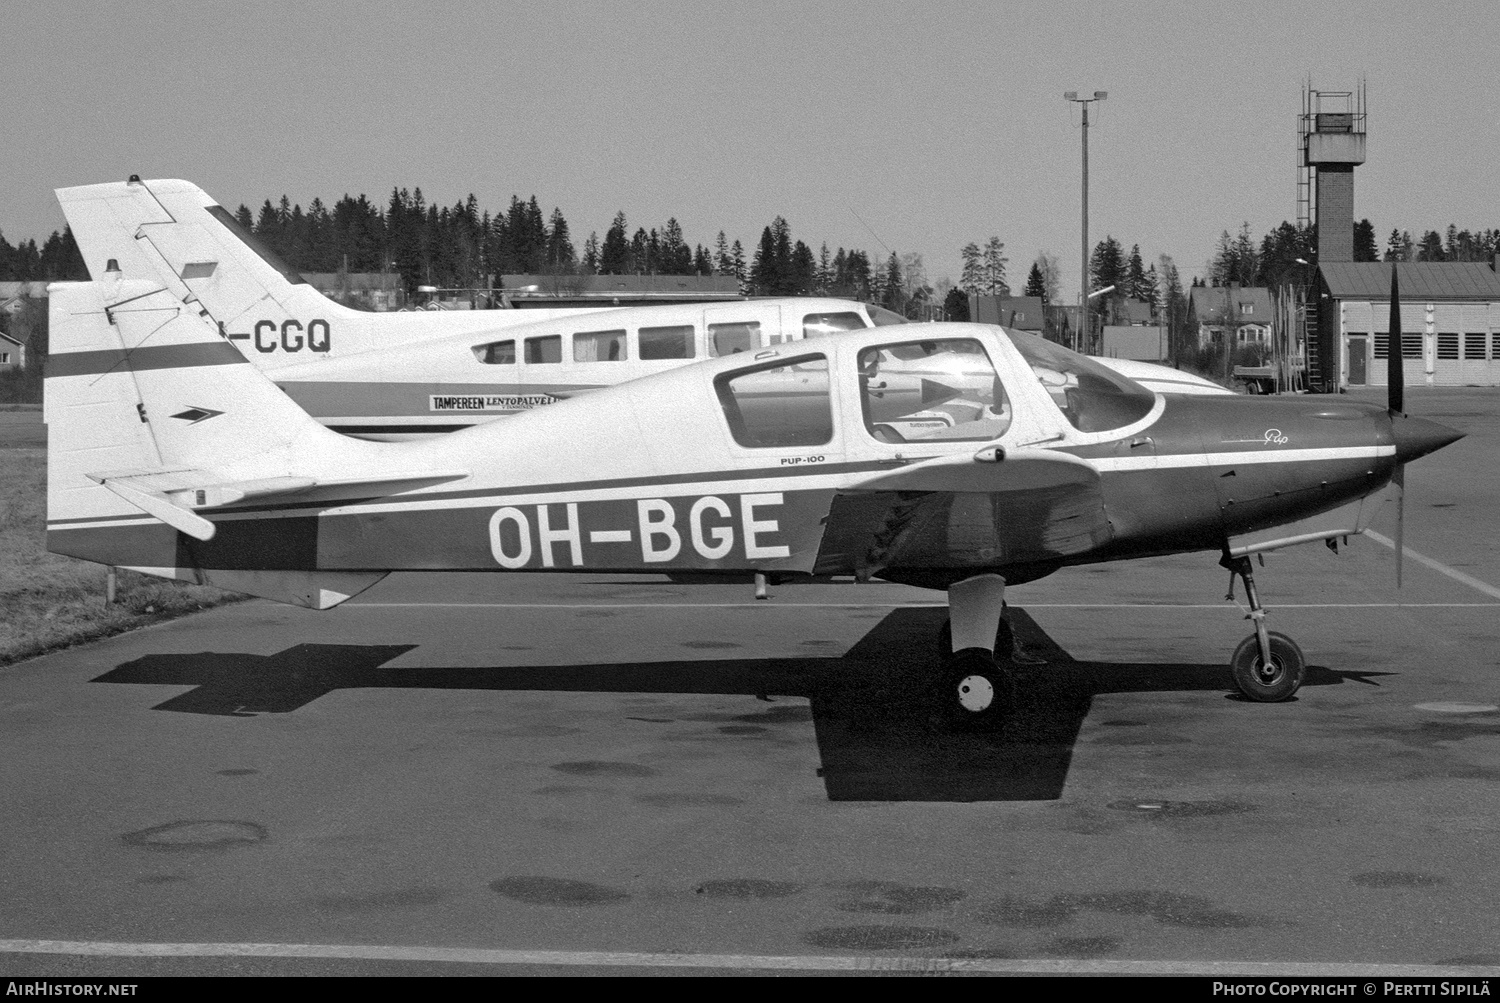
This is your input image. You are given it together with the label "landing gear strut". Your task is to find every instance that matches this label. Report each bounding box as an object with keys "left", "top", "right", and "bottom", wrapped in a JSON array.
[
  {"left": 1222, "top": 554, "right": 1306, "bottom": 702},
  {"left": 937, "top": 574, "right": 1014, "bottom": 727}
]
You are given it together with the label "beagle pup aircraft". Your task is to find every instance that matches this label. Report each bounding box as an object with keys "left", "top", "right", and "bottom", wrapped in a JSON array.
[
  {"left": 56, "top": 178, "right": 1228, "bottom": 440},
  {"left": 45, "top": 274, "right": 1459, "bottom": 726}
]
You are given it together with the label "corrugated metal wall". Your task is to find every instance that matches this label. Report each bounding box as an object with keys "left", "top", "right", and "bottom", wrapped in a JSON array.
[{"left": 1339, "top": 299, "right": 1500, "bottom": 387}]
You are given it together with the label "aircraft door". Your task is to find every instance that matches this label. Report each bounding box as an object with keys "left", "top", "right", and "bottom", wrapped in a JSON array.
[{"left": 704, "top": 304, "right": 784, "bottom": 357}]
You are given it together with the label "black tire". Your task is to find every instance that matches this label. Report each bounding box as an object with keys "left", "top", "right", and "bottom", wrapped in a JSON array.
[
  {"left": 937, "top": 616, "right": 1016, "bottom": 662},
  {"left": 939, "top": 647, "right": 1013, "bottom": 728},
  {"left": 1229, "top": 631, "right": 1306, "bottom": 702}
]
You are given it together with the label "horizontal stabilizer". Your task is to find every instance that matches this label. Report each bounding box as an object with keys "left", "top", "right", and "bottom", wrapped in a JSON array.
[{"left": 89, "top": 467, "right": 470, "bottom": 539}]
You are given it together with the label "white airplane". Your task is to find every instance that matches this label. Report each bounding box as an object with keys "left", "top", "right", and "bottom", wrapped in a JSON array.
[
  {"left": 57, "top": 178, "right": 1228, "bottom": 439},
  {"left": 44, "top": 273, "right": 1459, "bottom": 726}
]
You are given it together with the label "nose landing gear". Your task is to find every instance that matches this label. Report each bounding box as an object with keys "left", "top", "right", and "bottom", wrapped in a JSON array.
[
  {"left": 1222, "top": 554, "right": 1306, "bottom": 702},
  {"left": 937, "top": 574, "right": 1014, "bottom": 728}
]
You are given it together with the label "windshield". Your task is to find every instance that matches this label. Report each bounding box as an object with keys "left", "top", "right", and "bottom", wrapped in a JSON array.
[
  {"left": 864, "top": 305, "right": 908, "bottom": 327},
  {"left": 1004, "top": 331, "right": 1156, "bottom": 432}
]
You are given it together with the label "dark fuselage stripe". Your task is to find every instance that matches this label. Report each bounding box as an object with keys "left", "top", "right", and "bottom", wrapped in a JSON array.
[
  {"left": 329, "top": 424, "right": 479, "bottom": 435},
  {"left": 45, "top": 459, "right": 909, "bottom": 527},
  {"left": 48, "top": 342, "right": 247, "bottom": 377}
]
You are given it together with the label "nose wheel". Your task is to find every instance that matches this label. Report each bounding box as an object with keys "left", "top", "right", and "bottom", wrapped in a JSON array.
[
  {"left": 1229, "top": 630, "right": 1306, "bottom": 702},
  {"left": 1222, "top": 554, "right": 1306, "bottom": 702},
  {"left": 940, "top": 648, "right": 1013, "bottom": 728}
]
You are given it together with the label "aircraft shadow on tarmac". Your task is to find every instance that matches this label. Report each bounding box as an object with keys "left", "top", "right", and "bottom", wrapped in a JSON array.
[{"left": 95, "top": 607, "right": 1382, "bottom": 804}]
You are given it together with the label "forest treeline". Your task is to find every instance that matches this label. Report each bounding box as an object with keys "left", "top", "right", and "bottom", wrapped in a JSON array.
[{"left": 226, "top": 190, "right": 913, "bottom": 309}]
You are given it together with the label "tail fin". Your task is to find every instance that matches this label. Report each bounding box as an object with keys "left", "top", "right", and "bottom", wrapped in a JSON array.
[
  {"left": 56, "top": 178, "right": 356, "bottom": 339},
  {"left": 45, "top": 282, "right": 464, "bottom": 607}
]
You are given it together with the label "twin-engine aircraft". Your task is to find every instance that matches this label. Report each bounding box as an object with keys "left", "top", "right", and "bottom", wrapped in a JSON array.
[
  {"left": 56, "top": 178, "right": 1228, "bottom": 440},
  {"left": 45, "top": 270, "right": 1460, "bottom": 725}
]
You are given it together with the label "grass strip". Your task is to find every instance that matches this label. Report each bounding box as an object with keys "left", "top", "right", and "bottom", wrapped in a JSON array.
[{"left": 1, "top": 448, "right": 244, "bottom": 667}]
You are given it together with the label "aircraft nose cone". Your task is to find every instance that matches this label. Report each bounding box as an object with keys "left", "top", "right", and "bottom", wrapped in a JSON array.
[{"left": 1390, "top": 413, "right": 1465, "bottom": 464}]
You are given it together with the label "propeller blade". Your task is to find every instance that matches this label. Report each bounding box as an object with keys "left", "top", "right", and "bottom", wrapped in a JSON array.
[
  {"left": 1393, "top": 462, "right": 1405, "bottom": 589},
  {"left": 1388, "top": 262, "right": 1404, "bottom": 415}
]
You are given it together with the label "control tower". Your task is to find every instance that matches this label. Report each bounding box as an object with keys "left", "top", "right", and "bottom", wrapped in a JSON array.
[{"left": 1298, "top": 82, "right": 1367, "bottom": 262}]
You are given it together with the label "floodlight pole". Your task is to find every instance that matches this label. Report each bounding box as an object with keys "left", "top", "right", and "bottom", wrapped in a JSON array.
[{"left": 1065, "top": 90, "right": 1106, "bottom": 353}]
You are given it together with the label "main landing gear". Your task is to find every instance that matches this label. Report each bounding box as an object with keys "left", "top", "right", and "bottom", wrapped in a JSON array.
[
  {"left": 1222, "top": 554, "right": 1307, "bottom": 702},
  {"left": 936, "top": 574, "right": 1016, "bottom": 728}
]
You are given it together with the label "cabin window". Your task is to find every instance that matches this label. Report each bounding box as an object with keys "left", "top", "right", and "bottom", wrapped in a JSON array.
[
  {"left": 472, "top": 339, "right": 515, "bottom": 364},
  {"left": 639, "top": 325, "right": 694, "bottom": 360},
  {"left": 715, "top": 354, "right": 832, "bottom": 448},
  {"left": 803, "top": 312, "right": 867, "bottom": 338},
  {"left": 859, "top": 339, "right": 1011, "bottom": 443},
  {"left": 524, "top": 334, "right": 562, "bottom": 364},
  {"left": 708, "top": 321, "right": 759, "bottom": 357},
  {"left": 574, "top": 329, "right": 627, "bottom": 362},
  {"left": 1465, "top": 333, "right": 1487, "bottom": 360}
]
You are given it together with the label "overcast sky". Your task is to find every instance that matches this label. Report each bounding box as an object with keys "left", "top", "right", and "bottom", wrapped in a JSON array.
[{"left": 4, "top": 0, "right": 1496, "bottom": 294}]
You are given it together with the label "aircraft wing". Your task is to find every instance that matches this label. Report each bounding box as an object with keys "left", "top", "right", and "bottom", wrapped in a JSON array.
[
  {"left": 818, "top": 448, "right": 1112, "bottom": 579},
  {"left": 87, "top": 467, "right": 468, "bottom": 542}
]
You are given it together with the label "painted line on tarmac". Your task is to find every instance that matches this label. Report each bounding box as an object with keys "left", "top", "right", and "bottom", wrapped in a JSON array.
[
  {"left": 0, "top": 940, "right": 1496, "bottom": 976},
  {"left": 1363, "top": 530, "right": 1500, "bottom": 601},
  {"left": 349, "top": 601, "right": 1500, "bottom": 609}
]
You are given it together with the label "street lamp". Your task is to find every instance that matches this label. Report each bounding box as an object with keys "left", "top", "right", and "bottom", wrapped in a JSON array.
[{"left": 1065, "top": 89, "right": 1107, "bottom": 353}]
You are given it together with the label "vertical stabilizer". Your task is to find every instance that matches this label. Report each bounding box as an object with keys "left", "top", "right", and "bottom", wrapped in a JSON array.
[{"left": 56, "top": 178, "right": 358, "bottom": 339}]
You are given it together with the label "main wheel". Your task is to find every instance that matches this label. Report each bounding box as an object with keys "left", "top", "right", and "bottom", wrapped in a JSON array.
[
  {"left": 1229, "top": 631, "right": 1306, "bottom": 702},
  {"left": 940, "top": 647, "right": 1013, "bottom": 728},
  {"left": 937, "top": 616, "right": 1016, "bottom": 662}
]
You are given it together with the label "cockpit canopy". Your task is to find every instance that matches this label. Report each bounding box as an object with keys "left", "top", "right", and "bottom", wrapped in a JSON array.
[{"left": 706, "top": 326, "right": 1157, "bottom": 452}]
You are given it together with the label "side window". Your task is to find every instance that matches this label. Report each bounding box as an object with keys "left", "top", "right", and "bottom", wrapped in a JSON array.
[
  {"left": 803, "top": 312, "right": 867, "bottom": 338},
  {"left": 715, "top": 355, "right": 832, "bottom": 448},
  {"left": 639, "top": 325, "right": 694, "bottom": 360},
  {"left": 574, "top": 329, "right": 626, "bottom": 362},
  {"left": 709, "top": 321, "right": 759, "bottom": 357},
  {"left": 524, "top": 334, "right": 562, "bottom": 364},
  {"left": 472, "top": 339, "right": 515, "bottom": 364},
  {"left": 859, "top": 339, "right": 1011, "bottom": 443}
]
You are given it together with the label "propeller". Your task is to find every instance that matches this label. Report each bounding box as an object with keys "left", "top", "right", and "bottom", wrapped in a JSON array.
[{"left": 1388, "top": 262, "right": 1404, "bottom": 587}]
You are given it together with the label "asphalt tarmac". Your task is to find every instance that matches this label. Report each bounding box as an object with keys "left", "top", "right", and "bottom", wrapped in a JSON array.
[{"left": 2, "top": 389, "right": 1498, "bottom": 977}]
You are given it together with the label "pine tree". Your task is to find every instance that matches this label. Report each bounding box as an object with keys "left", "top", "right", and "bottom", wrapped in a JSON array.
[
  {"left": 713, "top": 231, "right": 731, "bottom": 274},
  {"left": 1416, "top": 230, "right": 1445, "bottom": 261},
  {"left": 770, "top": 217, "right": 793, "bottom": 294},
  {"left": 750, "top": 226, "right": 777, "bottom": 293},
  {"left": 546, "top": 207, "right": 575, "bottom": 271},
  {"left": 1353, "top": 219, "right": 1378, "bottom": 262},
  {"left": 816, "top": 242, "right": 832, "bottom": 293},
  {"left": 1126, "top": 244, "right": 1147, "bottom": 301},
  {"left": 600, "top": 212, "right": 628, "bottom": 274},
  {"left": 959, "top": 242, "right": 984, "bottom": 295},
  {"left": 582, "top": 232, "right": 600, "bottom": 273},
  {"left": 729, "top": 240, "right": 746, "bottom": 283},
  {"left": 660, "top": 218, "right": 690, "bottom": 274},
  {"left": 881, "top": 252, "right": 904, "bottom": 311},
  {"left": 982, "top": 237, "right": 1008, "bottom": 296},
  {"left": 791, "top": 240, "right": 816, "bottom": 294},
  {"left": 1023, "top": 262, "right": 1047, "bottom": 300}
]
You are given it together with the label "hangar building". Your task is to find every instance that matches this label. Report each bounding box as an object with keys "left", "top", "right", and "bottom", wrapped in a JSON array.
[{"left": 1303, "top": 84, "right": 1500, "bottom": 389}]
